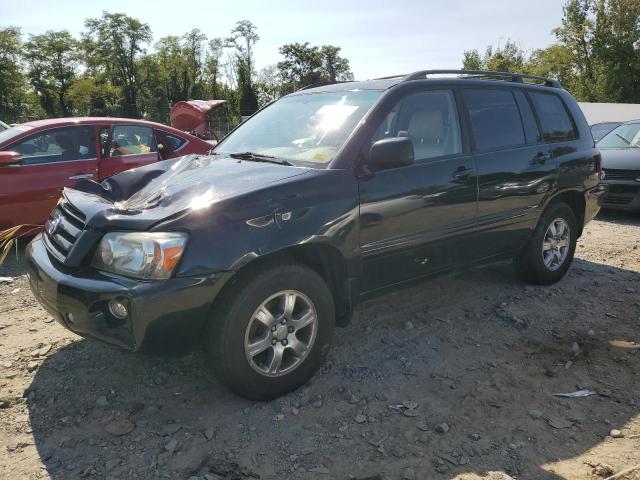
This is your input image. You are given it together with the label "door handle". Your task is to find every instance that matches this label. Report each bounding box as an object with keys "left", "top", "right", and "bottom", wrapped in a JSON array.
[
  {"left": 531, "top": 152, "right": 551, "bottom": 165},
  {"left": 453, "top": 166, "right": 475, "bottom": 180},
  {"left": 68, "top": 173, "right": 95, "bottom": 180}
]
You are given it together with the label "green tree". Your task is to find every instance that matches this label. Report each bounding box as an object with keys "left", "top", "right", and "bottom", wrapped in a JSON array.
[
  {"left": 592, "top": 0, "right": 640, "bottom": 102},
  {"left": 462, "top": 41, "right": 526, "bottom": 72},
  {"left": 277, "top": 42, "right": 323, "bottom": 90},
  {"left": 67, "top": 77, "right": 120, "bottom": 117},
  {"left": 553, "top": 0, "right": 600, "bottom": 100},
  {"left": 182, "top": 28, "right": 207, "bottom": 99},
  {"left": 83, "top": 11, "right": 152, "bottom": 117},
  {"left": 319, "top": 45, "right": 353, "bottom": 82},
  {"left": 23, "top": 30, "right": 79, "bottom": 116},
  {"left": 226, "top": 20, "right": 260, "bottom": 116},
  {"left": 204, "top": 37, "right": 225, "bottom": 98},
  {"left": 226, "top": 20, "right": 259, "bottom": 80},
  {"left": 462, "top": 49, "right": 483, "bottom": 70},
  {"left": 0, "top": 27, "right": 29, "bottom": 122}
]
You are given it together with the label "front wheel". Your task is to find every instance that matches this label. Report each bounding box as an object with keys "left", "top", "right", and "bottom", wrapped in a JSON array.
[
  {"left": 204, "top": 262, "right": 335, "bottom": 400},
  {"left": 515, "top": 202, "right": 578, "bottom": 285}
]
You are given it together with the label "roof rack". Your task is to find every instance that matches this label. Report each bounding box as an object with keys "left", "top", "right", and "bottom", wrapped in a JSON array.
[{"left": 399, "top": 70, "right": 562, "bottom": 88}]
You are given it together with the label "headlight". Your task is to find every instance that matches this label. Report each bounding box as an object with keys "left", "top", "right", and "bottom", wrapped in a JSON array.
[{"left": 92, "top": 232, "right": 188, "bottom": 280}]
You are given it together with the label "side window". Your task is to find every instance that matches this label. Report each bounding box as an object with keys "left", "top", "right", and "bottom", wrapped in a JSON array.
[
  {"left": 9, "top": 126, "right": 96, "bottom": 165},
  {"left": 528, "top": 92, "right": 577, "bottom": 142},
  {"left": 109, "top": 125, "right": 156, "bottom": 157},
  {"left": 464, "top": 89, "right": 525, "bottom": 152},
  {"left": 156, "top": 131, "right": 187, "bottom": 152},
  {"left": 372, "top": 90, "right": 462, "bottom": 162},
  {"left": 513, "top": 90, "right": 540, "bottom": 144}
]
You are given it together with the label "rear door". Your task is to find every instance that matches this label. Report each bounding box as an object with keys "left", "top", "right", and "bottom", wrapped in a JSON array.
[
  {"left": 0, "top": 125, "right": 98, "bottom": 229},
  {"left": 98, "top": 124, "right": 159, "bottom": 179},
  {"left": 465, "top": 87, "right": 560, "bottom": 258},
  {"left": 358, "top": 88, "right": 478, "bottom": 292}
]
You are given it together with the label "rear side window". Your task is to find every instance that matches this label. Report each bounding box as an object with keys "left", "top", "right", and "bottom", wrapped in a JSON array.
[
  {"left": 158, "top": 132, "right": 187, "bottom": 152},
  {"left": 528, "top": 92, "right": 577, "bottom": 142},
  {"left": 464, "top": 89, "right": 525, "bottom": 151}
]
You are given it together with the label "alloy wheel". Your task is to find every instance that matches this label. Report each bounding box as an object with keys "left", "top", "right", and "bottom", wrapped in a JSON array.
[
  {"left": 244, "top": 290, "right": 318, "bottom": 377},
  {"left": 541, "top": 217, "right": 571, "bottom": 271}
]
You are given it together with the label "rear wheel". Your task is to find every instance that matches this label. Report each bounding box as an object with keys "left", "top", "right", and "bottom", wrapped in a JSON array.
[
  {"left": 515, "top": 202, "right": 578, "bottom": 285},
  {"left": 204, "top": 262, "right": 334, "bottom": 400}
]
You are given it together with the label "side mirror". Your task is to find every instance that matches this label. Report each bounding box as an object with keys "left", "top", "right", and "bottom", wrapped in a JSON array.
[
  {"left": 368, "top": 137, "right": 414, "bottom": 170},
  {"left": 0, "top": 151, "right": 22, "bottom": 166}
]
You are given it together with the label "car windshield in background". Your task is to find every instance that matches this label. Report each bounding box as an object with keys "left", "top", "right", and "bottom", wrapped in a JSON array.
[
  {"left": 0, "top": 125, "right": 33, "bottom": 144},
  {"left": 591, "top": 122, "right": 621, "bottom": 142},
  {"left": 597, "top": 122, "right": 640, "bottom": 148},
  {"left": 214, "top": 91, "right": 382, "bottom": 167}
]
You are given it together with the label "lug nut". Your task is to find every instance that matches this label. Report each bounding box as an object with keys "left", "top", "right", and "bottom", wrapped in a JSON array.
[
  {"left": 271, "top": 326, "right": 277, "bottom": 332},
  {"left": 271, "top": 339, "right": 277, "bottom": 345},
  {"left": 282, "top": 339, "right": 288, "bottom": 346},
  {"left": 281, "top": 319, "right": 287, "bottom": 325},
  {"left": 288, "top": 326, "right": 294, "bottom": 333}
]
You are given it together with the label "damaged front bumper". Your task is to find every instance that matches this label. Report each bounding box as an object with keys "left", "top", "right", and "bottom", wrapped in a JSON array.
[{"left": 26, "top": 234, "right": 228, "bottom": 353}]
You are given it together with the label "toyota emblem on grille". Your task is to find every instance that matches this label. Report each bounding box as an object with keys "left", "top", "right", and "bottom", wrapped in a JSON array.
[{"left": 45, "top": 215, "right": 61, "bottom": 236}]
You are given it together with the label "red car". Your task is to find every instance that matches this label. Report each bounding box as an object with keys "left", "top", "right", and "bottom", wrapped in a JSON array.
[{"left": 0, "top": 117, "right": 212, "bottom": 230}]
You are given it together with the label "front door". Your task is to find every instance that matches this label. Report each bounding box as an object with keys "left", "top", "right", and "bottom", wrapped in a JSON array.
[
  {"left": 98, "top": 124, "right": 159, "bottom": 179},
  {"left": 358, "top": 89, "right": 478, "bottom": 293},
  {"left": 0, "top": 125, "right": 98, "bottom": 229}
]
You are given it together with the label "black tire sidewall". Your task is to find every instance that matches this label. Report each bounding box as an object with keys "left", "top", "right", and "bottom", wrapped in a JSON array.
[
  {"left": 520, "top": 203, "right": 578, "bottom": 284},
  {"left": 206, "top": 264, "right": 335, "bottom": 400}
]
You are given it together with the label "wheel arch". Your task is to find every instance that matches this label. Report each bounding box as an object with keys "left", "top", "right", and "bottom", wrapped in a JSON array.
[
  {"left": 545, "top": 189, "right": 586, "bottom": 237},
  {"left": 213, "top": 243, "right": 355, "bottom": 328}
]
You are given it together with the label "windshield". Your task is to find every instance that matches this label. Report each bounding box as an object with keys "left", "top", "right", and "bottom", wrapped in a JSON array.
[
  {"left": 214, "top": 91, "right": 382, "bottom": 167},
  {"left": 0, "top": 125, "right": 33, "bottom": 145},
  {"left": 597, "top": 122, "right": 640, "bottom": 148}
]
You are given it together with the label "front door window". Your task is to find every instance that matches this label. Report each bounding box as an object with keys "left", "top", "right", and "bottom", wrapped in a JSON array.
[{"left": 8, "top": 126, "right": 96, "bottom": 165}]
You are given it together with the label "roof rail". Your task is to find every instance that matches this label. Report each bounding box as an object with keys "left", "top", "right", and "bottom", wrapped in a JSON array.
[{"left": 400, "top": 70, "right": 562, "bottom": 88}]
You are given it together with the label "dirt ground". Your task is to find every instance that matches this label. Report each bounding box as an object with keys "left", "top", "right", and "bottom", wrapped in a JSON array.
[{"left": 0, "top": 210, "right": 639, "bottom": 480}]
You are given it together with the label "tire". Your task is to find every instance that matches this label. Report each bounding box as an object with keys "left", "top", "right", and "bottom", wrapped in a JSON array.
[
  {"left": 204, "top": 261, "right": 335, "bottom": 400},
  {"left": 515, "top": 202, "right": 578, "bottom": 285}
]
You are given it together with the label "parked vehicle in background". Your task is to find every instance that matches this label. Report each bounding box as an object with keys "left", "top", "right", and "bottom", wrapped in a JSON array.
[
  {"left": 170, "top": 100, "right": 232, "bottom": 144},
  {"left": 591, "top": 121, "right": 622, "bottom": 142},
  {"left": 0, "top": 120, "right": 9, "bottom": 131},
  {"left": 26, "top": 70, "right": 602, "bottom": 400},
  {"left": 597, "top": 120, "right": 640, "bottom": 211},
  {"left": 0, "top": 117, "right": 212, "bottom": 230}
]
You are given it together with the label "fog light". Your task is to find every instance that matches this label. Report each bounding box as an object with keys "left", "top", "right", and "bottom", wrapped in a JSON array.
[{"left": 108, "top": 299, "right": 128, "bottom": 320}]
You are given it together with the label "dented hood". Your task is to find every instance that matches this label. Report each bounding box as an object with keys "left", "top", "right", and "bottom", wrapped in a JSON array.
[{"left": 69, "top": 154, "right": 311, "bottom": 230}]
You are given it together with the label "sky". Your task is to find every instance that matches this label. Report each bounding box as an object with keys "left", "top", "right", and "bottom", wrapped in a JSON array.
[{"left": 1, "top": 0, "right": 566, "bottom": 80}]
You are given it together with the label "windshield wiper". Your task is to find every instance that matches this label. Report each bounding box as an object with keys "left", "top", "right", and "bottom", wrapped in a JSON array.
[
  {"left": 228, "top": 151, "right": 293, "bottom": 166},
  {"left": 615, "top": 133, "right": 634, "bottom": 146}
]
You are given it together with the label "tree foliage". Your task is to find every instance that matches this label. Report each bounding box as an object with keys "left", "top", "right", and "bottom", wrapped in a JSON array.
[
  {"left": 277, "top": 42, "right": 353, "bottom": 92},
  {"left": 462, "top": 0, "right": 640, "bottom": 103},
  {"left": 23, "top": 30, "right": 79, "bottom": 116}
]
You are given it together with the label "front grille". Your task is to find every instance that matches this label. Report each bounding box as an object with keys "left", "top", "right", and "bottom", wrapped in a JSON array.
[
  {"left": 43, "top": 200, "right": 87, "bottom": 263},
  {"left": 603, "top": 194, "right": 634, "bottom": 205},
  {"left": 603, "top": 169, "right": 640, "bottom": 181}
]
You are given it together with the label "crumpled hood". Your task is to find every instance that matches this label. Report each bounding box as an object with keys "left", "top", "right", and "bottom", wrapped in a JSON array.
[
  {"left": 600, "top": 148, "right": 640, "bottom": 171},
  {"left": 69, "top": 154, "right": 312, "bottom": 230}
]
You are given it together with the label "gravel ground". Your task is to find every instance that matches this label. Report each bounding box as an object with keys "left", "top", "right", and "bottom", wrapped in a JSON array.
[{"left": 0, "top": 210, "right": 639, "bottom": 480}]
